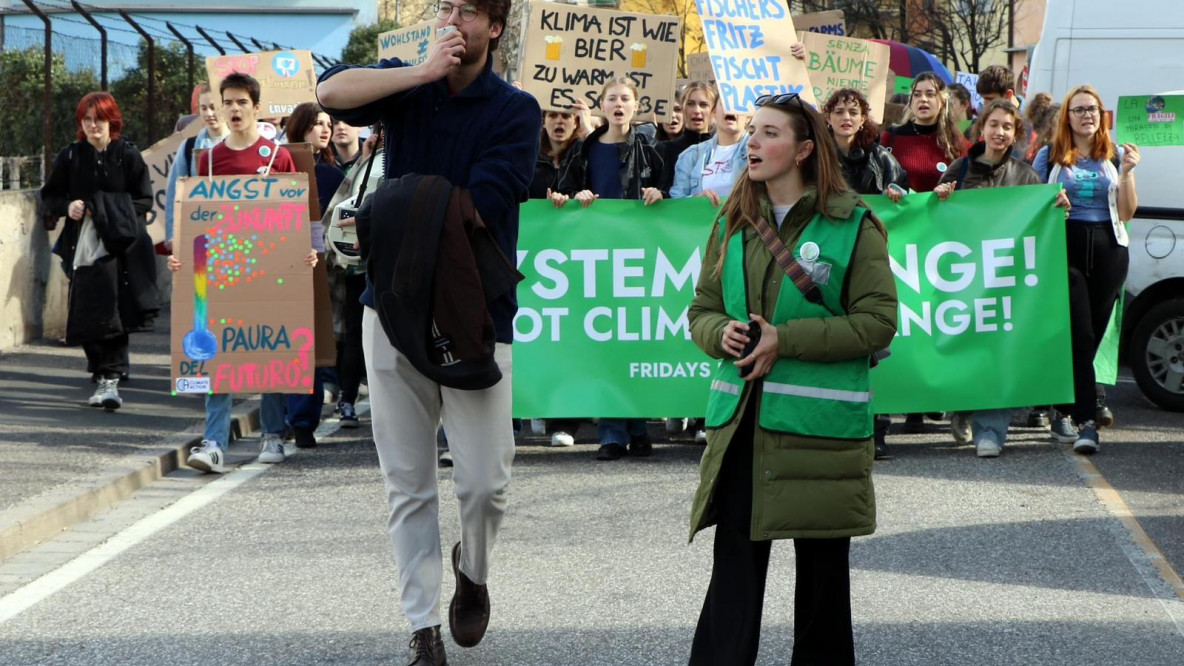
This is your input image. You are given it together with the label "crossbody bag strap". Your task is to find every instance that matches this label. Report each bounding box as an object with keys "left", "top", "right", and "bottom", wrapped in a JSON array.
[{"left": 750, "top": 214, "right": 823, "bottom": 305}]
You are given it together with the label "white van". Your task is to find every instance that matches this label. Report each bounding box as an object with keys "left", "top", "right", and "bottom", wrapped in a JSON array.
[{"left": 1028, "top": 0, "right": 1184, "bottom": 412}]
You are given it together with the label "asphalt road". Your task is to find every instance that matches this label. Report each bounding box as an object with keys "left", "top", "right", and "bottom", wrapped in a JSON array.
[{"left": 0, "top": 380, "right": 1181, "bottom": 666}]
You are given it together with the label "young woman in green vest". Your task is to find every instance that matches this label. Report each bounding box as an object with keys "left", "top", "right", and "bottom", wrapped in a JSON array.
[{"left": 685, "top": 94, "right": 899, "bottom": 665}]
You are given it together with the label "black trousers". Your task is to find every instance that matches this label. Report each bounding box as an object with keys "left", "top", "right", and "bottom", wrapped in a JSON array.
[
  {"left": 689, "top": 403, "right": 855, "bottom": 666},
  {"left": 83, "top": 334, "right": 129, "bottom": 379},
  {"left": 337, "top": 273, "right": 368, "bottom": 405},
  {"left": 1058, "top": 222, "right": 1128, "bottom": 424}
]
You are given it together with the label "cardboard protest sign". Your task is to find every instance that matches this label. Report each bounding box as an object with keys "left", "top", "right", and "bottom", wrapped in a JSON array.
[
  {"left": 206, "top": 50, "right": 318, "bottom": 118},
  {"left": 378, "top": 19, "right": 435, "bottom": 64},
  {"left": 801, "top": 33, "right": 890, "bottom": 123},
  {"left": 1116, "top": 94, "right": 1184, "bottom": 146},
  {"left": 686, "top": 52, "right": 714, "bottom": 82},
  {"left": 694, "top": 0, "right": 816, "bottom": 113},
  {"left": 141, "top": 122, "right": 201, "bottom": 243},
  {"left": 284, "top": 143, "right": 335, "bottom": 367},
  {"left": 170, "top": 173, "right": 317, "bottom": 395},
  {"left": 794, "top": 10, "right": 846, "bottom": 36},
  {"left": 519, "top": 3, "right": 682, "bottom": 117},
  {"left": 955, "top": 72, "right": 985, "bottom": 111}
]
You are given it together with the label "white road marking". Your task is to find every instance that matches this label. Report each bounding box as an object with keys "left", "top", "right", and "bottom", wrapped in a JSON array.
[{"left": 0, "top": 401, "right": 368, "bottom": 625}]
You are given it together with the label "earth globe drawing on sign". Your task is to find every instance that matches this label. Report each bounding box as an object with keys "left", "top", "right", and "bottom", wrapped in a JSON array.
[
  {"left": 272, "top": 51, "right": 301, "bottom": 79},
  {"left": 1146, "top": 96, "right": 1167, "bottom": 114}
]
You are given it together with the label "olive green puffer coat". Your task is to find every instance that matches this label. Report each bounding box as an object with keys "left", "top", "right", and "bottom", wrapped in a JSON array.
[{"left": 687, "top": 189, "right": 898, "bottom": 541}]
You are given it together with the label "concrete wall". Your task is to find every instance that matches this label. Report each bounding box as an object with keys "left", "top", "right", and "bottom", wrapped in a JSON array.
[{"left": 0, "top": 190, "right": 69, "bottom": 351}]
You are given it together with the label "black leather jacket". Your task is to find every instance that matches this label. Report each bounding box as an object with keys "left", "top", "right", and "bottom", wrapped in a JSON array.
[
  {"left": 836, "top": 141, "right": 910, "bottom": 195},
  {"left": 570, "top": 124, "right": 664, "bottom": 200},
  {"left": 529, "top": 138, "right": 584, "bottom": 199}
]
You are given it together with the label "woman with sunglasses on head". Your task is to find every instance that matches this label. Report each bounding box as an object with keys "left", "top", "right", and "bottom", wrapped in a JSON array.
[
  {"left": 1032, "top": 86, "right": 1140, "bottom": 455},
  {"left": 686, "top": 93, "right": 898, "bottom": 666}
]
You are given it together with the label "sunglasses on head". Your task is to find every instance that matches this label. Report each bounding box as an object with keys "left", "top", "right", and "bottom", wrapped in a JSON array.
[{"left": 754, "top": 93, "right": 815, "bottom": 142}]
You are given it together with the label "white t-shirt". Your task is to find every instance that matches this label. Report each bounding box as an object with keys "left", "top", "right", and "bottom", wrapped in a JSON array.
[
  {"left": 772, "top": 204, "right": 794, "bottom": 228},
  {"left": 699, "top": 142, "right": 742, "bottom": 198}
]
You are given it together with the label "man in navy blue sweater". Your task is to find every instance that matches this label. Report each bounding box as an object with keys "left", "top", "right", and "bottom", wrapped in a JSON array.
[{"left": 317, "top": 2, "right": 540, "bottom": 664}]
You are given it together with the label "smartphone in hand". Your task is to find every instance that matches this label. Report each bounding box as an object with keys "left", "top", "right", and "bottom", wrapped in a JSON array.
[{"left": 738, "top": 320, "right": 761, "bottom": 378}]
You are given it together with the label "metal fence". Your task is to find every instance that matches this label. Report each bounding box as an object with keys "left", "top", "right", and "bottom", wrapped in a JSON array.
[{"left": 1, "top": 1, "right": 341, "bottom": 190}]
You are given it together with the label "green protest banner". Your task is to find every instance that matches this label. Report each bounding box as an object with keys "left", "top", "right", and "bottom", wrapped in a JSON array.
[
  {"left": 513, "top": 199, "right": 716, "bottom": 417},
  {"left": 513, "top": 187, "right": 1074, "bottom": 417},
  {"left": 893, "top": 75, "right": 913, "bottom": 96},
  {"left": 862, "top": 186, "right": 1074, "bottom": 413},
  {"left": 1116, "top": 95, "right": 1184, "bottom": 146}
]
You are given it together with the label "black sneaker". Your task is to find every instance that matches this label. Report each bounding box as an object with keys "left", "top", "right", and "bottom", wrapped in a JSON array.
[
  {"left": 1050, "top": 416, "right": 1078, "bottom": 444},
  {"left": 1027, "top": 410, "right": 1050, "bottom": 429},
  {"left": 873, "top": 417, "right": 892, "bottom": 460},
  {"left": 1095, "top": 400, "right": 1115, "bottom": 429},
  {"left": 628, "top": 433, "right": 653, "bottom": 457},
  {"left": 1073, "top": 421, "right": 1099, "bottom": 455},
  {"left": 337, "top": 402, "right": 359, "bottom": 428},
  {"left": 294, "top": 427, "right": 317, "bottom": 448},
  {"left": 901, "top": 413, "right": 924, "bottom": 434},
  {"left": 406, "top": 625, "right": 447, "bottom": 666},
  {"left": 596, "top": 444, "right": 627, "bottom": 460}
]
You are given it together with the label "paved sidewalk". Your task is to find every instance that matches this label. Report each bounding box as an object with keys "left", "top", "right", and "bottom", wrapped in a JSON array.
[{"left": 0, "top": 315, "right": 259, "bottom": 559}]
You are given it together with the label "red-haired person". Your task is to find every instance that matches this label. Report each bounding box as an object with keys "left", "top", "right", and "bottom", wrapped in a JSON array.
[
  {"left": 41, "top": 92, "right": 158, "bottom": 411},
  {"left": 1033, "top": 86, "right": 1141, "bottom": 454}
]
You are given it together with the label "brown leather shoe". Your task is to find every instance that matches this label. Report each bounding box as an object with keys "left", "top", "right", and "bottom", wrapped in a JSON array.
[
  {"left": 448, "top": 541, "right": 490, "bottom": 648},
  {"left": 406, "top": 625, "right": 447, "bottom": 666}
]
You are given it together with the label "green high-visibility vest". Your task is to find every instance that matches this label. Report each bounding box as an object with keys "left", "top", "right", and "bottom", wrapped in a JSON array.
[{"left": 705, "top": 209, "right": 873, "bottom": 440}]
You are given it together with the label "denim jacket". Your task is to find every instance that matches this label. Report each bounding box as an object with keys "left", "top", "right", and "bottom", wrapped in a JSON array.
[{"left": 669, "top": 134, "right": 749, "bottom": 199}]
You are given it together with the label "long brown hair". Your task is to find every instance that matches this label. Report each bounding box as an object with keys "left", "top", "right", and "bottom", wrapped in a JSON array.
[
  {"left": 713, "top": 97, "right": 851, "bottom": 277},
  {"left": 286, "top": 102, "right": 335, "bottom": 166},
  {"left": 903, "top": 73, "right": 964, "bottom": 162},
  {"left": 1049, "top": 85, "right": 1115, "bottom": 166},
  {"left": 822, "top": 88, "right": 880, "bottom": 150}
]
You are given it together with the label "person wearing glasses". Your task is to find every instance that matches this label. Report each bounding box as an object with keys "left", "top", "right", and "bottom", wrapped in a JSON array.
[
  {"left": 316, "top": 2, "right": 541, "bottom": 665},
  {"left": 686, "top": 93, "right": 898, "bottom": 666},
  {"left": 1032, "top": 86, "right": 1140, "bottom": 455}
]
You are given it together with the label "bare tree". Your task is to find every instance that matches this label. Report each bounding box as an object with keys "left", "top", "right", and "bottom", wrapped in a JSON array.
[{"left": 923, "top": 0, "right": 1010, "bottom": 72}]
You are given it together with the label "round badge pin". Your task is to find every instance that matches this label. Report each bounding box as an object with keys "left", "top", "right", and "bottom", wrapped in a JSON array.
[
  {"left": 936, "top": 162, "right": 948, "bottom": 173},
  {"left": 800, "top": 241, "right": 821, "bottom": 262},
  {"left": 259, "top": 145, "right": 272, "bottom": 158}
]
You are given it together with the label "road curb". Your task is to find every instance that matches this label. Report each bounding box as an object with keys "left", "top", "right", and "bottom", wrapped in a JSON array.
[{"left": 0, "top": 401, "right": 262, "bottom": 563}]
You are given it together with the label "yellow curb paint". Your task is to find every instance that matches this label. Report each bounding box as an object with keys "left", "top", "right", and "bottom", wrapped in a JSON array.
[{"left": 1070, "top": 453, "right": 1184, "bottom": 603}]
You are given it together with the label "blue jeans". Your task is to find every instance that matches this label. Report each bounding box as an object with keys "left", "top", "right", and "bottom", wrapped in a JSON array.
[
  {"left": 204, "top": 393, "right": 286, "bottom": 451},
  {"left": 971, "top": 409, "right": 1012, "bottom": 446},
  {"left": 597, "top": 418, "right": 647, "bottom": 446},
  {"left": 285, "top": 366, "right": 333, "bottom": 430}
]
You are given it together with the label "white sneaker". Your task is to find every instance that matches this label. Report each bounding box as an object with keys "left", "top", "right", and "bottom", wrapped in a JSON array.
[
  {"left": 951, "top": 412, "right": 973, "bottom": 447},
  {"left": 665, "top": 418, "right": 689, "bottom": 434},
  {"left": 88, "top": 383, "right": 104, "bottom": 407},
  {"left": 258, "top": 434, "right": 285, "bottom": 463},
  {"left": 98, "top": 378, "right": 122, "bottom": 411},
  {"left": 975, "top": 433, "right": 1002, "bottom": 458},
  {"left": 530, "top": 418, "right": 547, "bottom": 435},
  {"left": 694, "top": 429, "right": 708, "bottom": 444},
  {"left": 550, "top": 431, "right": 575, "bottom": 447},
  {"left": 187, "top": 440, "right": 225, "bottom": 474}
]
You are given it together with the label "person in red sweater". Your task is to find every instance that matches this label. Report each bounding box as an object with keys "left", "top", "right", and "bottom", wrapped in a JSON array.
[
  {"left": 880, "top": 72, "right": 970, "bottom": 437},
  {"left": 881, "top": 73, "right": 970, "bottom": 194}
]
